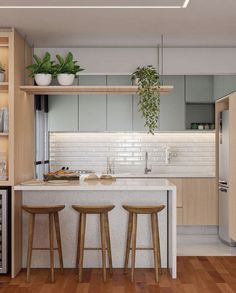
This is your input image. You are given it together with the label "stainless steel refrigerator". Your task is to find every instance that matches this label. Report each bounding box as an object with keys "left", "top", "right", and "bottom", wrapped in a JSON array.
[{"left": 218, "top": 110, "right": 236, "bottom": 246}]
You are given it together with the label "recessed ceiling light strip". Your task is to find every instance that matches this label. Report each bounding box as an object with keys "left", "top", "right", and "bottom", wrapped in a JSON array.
[
  {"left": 0, "top": 1, "right": 191, "bottom": 9},
  {"left": 0, "top": 6, "right": 183, "bottom": 9}
]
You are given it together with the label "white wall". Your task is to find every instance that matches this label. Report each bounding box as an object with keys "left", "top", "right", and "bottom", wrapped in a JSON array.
[{"left": 35, "top": 47, "right": 236, "bottom": 75}]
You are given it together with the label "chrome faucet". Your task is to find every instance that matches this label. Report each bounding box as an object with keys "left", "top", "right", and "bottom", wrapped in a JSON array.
[
  {"left": 144, "top": 151, "right": 152, "bottom": 174},
  {"left": 107, "top": 157, "right": 115, "bottom": 174}
]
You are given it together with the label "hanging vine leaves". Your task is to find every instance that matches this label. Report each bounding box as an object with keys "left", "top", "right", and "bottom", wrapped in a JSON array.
[{"left": 132, "top": 65, "right": 160, "bottom": 134}]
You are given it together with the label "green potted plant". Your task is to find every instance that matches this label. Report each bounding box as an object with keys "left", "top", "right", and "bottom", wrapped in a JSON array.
[
  {"left": 0, "top": 62, "right": 5, "bottom": 82},
  {"left": 132, "top": 65, "right": 160, "bottom": 134},
  {"left": 26, "top": 52, "right": 54, "bottom": 86},
  {"left": 54, "top": 52, "right": 84, "bottom": 86}
]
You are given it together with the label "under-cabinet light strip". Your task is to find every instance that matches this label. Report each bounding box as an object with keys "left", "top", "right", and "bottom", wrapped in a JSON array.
[{"left": 0, "top": 0, "right": 190, "bottom": 9}]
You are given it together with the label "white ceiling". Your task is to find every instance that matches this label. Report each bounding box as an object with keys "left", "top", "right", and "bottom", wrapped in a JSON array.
[{"left": 0, "top": 0, "right": 236, "bottom": 48}]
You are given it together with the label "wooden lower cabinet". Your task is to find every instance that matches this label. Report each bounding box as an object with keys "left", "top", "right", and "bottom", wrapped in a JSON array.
[
  {"left": 169, "top": 178, "right": 217, "bottom": 226},
  {"left": 182, "top": 178, "right": 218, "bottom": 225}
]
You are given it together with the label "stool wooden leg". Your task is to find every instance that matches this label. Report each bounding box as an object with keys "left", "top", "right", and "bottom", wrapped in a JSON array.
[
  {"left": 100, "top": 213, "right": 107, "bottom": 282},
  {"left": 104, "top": 212, "right": 113, "bottom": 275},
  {"left": 156, "top": 216, "right": 162, "bottom": 275},
  {"left": 49, "top": 213, "right": 55, "bottom": 283},
  {"left": 124, "top": 212, "right": 133, "bottom": 274},
  {"left": 76, "top": 213, "right": 82, "bottom": 270},
  {"left": 131, "top": 213, "right": 137, "bottom": 282},
  {"left": 151, "top": 213, "right": 160, "bottom": 283},
  {"left": 54, "top": 212, "right": 64, "bottom": 274},
  {"left": 78, "top": 213, "right": 86, "bottom": 283},
  {"left": 26, "top": 214, "right": 35, "bottom": 283}
]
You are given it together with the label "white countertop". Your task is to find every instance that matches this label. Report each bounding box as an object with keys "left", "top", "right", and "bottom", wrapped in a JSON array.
[{"left": 15, "top": 178, "right": 176, "bottom": 191}]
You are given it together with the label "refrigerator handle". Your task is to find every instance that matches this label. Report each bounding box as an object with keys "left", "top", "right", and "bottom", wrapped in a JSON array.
[
  {"left": 219, "top": 187, "right": 228, "bottom": 193},
  {"left": 219, "top": 180, "right": 228, "bottom": 185}
]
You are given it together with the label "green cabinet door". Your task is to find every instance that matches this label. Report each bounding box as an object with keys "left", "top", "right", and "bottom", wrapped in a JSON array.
[
  {"left": 159, "top": 76, "right": 185, "bottom": 131},
  {"left": 132, "top": 94, "right": 146, "bottom": 132},
  {"left": 213, "top": 75, "right": 225, "bottom": 101},
  {"left": 79, "top": 75, "right": 107, "bottom": 131},
  {"left": 107, "top": 75, "right": 133, "bottom": 131},
  {"left": 186, "top": 75, "right": 213, "bottom": 103},
  {"left": 48, "top": 95, "right": 79, "bottom": 131},
  {"left": 223, "top": 75, "right": 236, "bottom": 96},
  {"left": 214, "top": 75, "right": 236, "bottom": 101}
]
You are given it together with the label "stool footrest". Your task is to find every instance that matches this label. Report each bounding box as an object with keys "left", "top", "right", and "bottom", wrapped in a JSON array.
[
  {"left": 32, "top": 248, "right": 59, "bottom": 251},
  {"left": 84, "top": 247, "right": 108, "bottom": 250},
  {"left": 129, "top": 247, "right": 154, "bottom": 250}
]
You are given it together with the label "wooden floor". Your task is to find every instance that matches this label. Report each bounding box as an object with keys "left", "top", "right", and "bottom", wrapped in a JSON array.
[{"left": 1, "top": 257, "right": 236, "bottom": 292}]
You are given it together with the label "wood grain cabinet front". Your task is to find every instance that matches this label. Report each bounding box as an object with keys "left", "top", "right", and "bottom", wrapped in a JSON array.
[{"left": 182, "top": 178, "right": 218, "bottom": 225}]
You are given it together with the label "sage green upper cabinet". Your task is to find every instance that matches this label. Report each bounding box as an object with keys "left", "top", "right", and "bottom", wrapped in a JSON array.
[
  {"left": 213, "top": 75, "right": 236, "bottom": 101},
  {"left": 223, "top": 75, "right": 236, "bottom": 96},
  {"left": 79, "top": 75, "right": 106, "bottom": 131},
  {"left": 159, "top": 76, "right": 185, "bottom": 131},
  {"left": 213, "top": 75, "right": 225, "bottom": 101},
  {"left": 132, "top": 94, "right": 146, "bottom": 132},
  {"left": 48, "top": 95, "right": 78, "bottom": 131},
  {"left": 186, "top": 75, "right": 213, "bottom": 103},
  {"left": 107, "top": 76, "right": 133, "bottom": 131}
]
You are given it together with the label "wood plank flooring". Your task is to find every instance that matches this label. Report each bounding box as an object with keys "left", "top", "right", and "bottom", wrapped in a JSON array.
[{"left": 1, "top": 257, "right": 236, "bottom": 292}]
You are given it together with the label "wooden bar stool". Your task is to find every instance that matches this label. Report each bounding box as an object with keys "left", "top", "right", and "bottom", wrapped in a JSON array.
[
  {"left": 123, "top": 205, "right": 165, "bottom": 282},
  {"left": 72, "top": 205, "right": 115, "bottom": 282},
  {"left": 22, "top": 205, "right": 65, "bottom": 283}
]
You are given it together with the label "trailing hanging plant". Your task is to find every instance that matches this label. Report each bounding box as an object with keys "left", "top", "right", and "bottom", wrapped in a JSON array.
[
  {"left": 54, "top": 52, "right": 84, "bottom": 75},
  {"left": 26, "top": 52, "right": 55, "bottom": 77},
  {"left": 132, "top": 65, "right": 160, "bottom": 134}
]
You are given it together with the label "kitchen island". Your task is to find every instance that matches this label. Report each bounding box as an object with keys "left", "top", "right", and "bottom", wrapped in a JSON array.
[{"left": 14, "top": 178, "right": 177, "bottom": 278}]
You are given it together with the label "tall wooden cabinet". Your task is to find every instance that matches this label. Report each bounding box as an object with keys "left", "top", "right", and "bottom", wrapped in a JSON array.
[{"left": 0, "top": 28, "right": 34, "bottom": 277}]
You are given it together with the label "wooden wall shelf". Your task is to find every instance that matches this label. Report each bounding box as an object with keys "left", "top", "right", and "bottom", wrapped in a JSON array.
[
  {"left": 20, "top": 85, "right": 174, "bottom": 95},
  {"left": 0, "top": 180, "right": 11, "bottom": 186},
  {"left": 0, "top": 82, "right": 8, "bottom": 91},
  {"left": 0, "top": 133, "right": 8, "bottom": 136},
  {"left": 0, "top": 36, "right": 8, "bottom": 46}
]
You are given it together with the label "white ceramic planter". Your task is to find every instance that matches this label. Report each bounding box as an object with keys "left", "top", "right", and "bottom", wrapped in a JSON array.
[
  {"left": 0, "top": 72, "right": 5, "bottom": 82},
  {"left": 34, "top": 74, "right": 52, "bottom": 86},
  {"left": 57, "top": 74, "right": 75, "bottom": 86}
]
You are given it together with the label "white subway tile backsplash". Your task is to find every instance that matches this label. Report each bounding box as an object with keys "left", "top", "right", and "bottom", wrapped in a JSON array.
[{"left": 49, "top": 132, "right": 215, "bottom": 176}]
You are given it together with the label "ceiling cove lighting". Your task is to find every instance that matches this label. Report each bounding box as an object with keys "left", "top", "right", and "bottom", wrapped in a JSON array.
[{"left": 0, "top": 0, "right": 191, "bottom": 9}]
